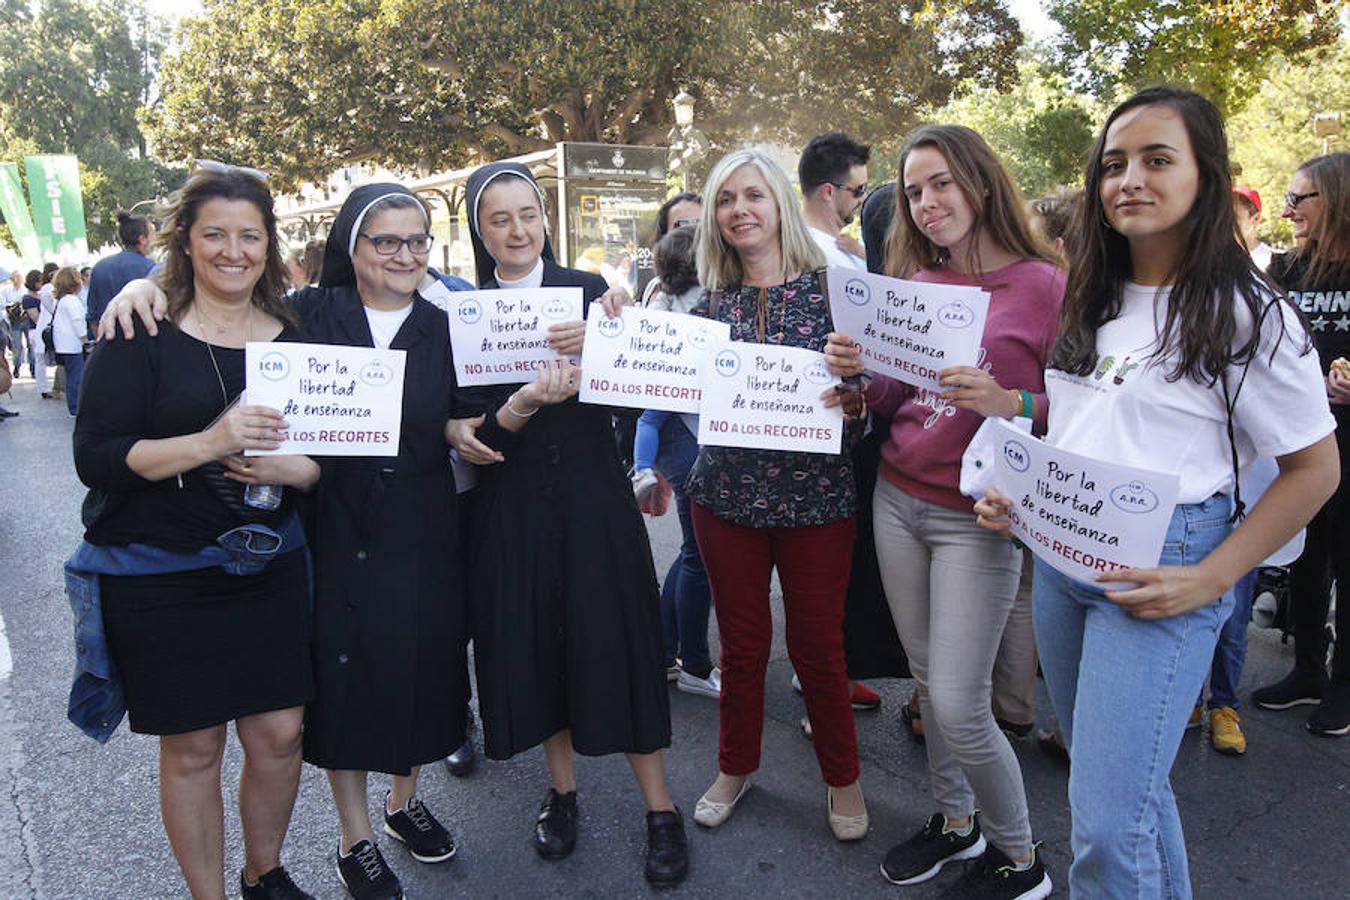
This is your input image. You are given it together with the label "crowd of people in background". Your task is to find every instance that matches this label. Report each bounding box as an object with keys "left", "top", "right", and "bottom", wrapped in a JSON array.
[{"left": 3, "top": 79, "right": 1338, "bottom": 900}]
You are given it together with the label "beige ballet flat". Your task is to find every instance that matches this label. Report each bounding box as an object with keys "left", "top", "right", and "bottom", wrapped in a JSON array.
[
  {"left": 693, "top": 777, "right": 752, "bottom": 828},
  {"left": 827, "top": 786, "right": 869, "bottom": 841}
]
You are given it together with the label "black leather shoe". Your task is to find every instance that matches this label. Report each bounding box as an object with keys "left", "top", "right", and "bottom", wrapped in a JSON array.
[
  {"left": 644, "top": 808, "right": 689, "bottom": 886},
  {"left": 0, "top": 407, "right": 18, "bottom": 418},
  {"left": 444, "top": 735, "right": 476, "bottom": 777},
  {"left": 533, "top": 789, "right": 578, "bottom": 860}
]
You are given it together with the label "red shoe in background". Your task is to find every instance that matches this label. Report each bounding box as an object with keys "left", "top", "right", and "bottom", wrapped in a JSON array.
[{"left": 850, "top": 682, "right": 882, "bottom": 711}]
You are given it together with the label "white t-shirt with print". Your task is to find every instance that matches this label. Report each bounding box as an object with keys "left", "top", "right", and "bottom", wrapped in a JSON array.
[{"left": 1045, "top": 281, "right": 1335, "bottom": 504}]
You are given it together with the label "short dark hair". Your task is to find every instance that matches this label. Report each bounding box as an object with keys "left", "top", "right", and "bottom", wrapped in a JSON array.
[
  {"left": 654, "top": 225, "right": 699, "bottom": 294},
  {"left": 24, "top": 270, "right": 40, "bottom": 292},
  {"left": 656, "top": 191, "right": 701, "bottom": 237},
  {"left": 116, "top": 211, "right": 151, "bottom": 248},
  {"left": 798, "top": 132, "right": 871, "bottom": 195}
]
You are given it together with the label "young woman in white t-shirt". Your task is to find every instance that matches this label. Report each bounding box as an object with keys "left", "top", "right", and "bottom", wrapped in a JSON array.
[{"left": 975, "top": 86, "right": 1338, "bottom": 898}]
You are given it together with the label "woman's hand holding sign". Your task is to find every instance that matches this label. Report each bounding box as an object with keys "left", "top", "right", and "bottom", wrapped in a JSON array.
[
  {"left": 973, "top": 488, "right": 1014, "bottom": 538},
  {"left": 546, "top": 286, "right": 629, "bottom": 356},
  {"left": 823, "top": 332, "right": 865, "bottom": 378},
  {"left": 496, "top": 359, "right": 581, "bottom": 434},
  {"left": 939, "top": 366, "right": 1020, "bottom": 419},
  {"left": 1096, "top": 565, "right": 1228, "bottom": 620}
]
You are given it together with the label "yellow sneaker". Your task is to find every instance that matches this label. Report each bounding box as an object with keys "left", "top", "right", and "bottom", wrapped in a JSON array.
[
  {"left": 1209, "top": 706, "right": 1247, "bottom": 755},
  {"left": 1186, "top": 704, "right": 1203, "bottom": 730}
]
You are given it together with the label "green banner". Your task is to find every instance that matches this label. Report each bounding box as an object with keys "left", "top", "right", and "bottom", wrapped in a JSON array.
[
  {"left": 0, "top": 162, "right": 42, "bottom": 265},
  {"left": 24, "top": 154, "right": 88, "bottom": 259}
]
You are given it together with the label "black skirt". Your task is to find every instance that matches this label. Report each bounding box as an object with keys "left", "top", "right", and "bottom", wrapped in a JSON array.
[{"left": 101, "top": 549, "right": 313, "bottom": 735}]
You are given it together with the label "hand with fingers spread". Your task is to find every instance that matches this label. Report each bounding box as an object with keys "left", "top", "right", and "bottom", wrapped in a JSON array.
[
  {"left": 1097, "top": 564, "right": 1228, "bottom": 620},
  {"left": 97, "top": 278, "right": 168, "bottom": 340},
  {"left": 446, "top": 414, "right": 504, "bottom": 465},
  {"left": 938, "top": 365, "right": 1020, "bottom": 419},
  {"left": 823, "top": 331, "right": 865, "bottom": 378},
  {"left": 204, "top": 403, "right": 289, "bottom": 457},
  {"left": 973, "top": 488, "right": 1014, "bottom": 537},
  {"left": 221, "top": 453, "right": 320, "bottom": 491}
]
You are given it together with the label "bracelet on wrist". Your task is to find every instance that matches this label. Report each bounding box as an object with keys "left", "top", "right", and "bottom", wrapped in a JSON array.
[
  {"left": 505, "top": 394, "right": 538, "bottom": 418},
  {"left": 1015, "top": 389, "right": 1034, "bottom": 418}
]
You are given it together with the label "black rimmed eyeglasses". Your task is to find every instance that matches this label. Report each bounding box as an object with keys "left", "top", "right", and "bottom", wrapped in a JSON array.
[
  {"left": 830, "top": 182, "right": 869, "bottom": 199},
  {"left": 1284, "top": 190, "right": 1320, "bottom": 210},
  {"left": 359, "top": 233, "right": 435, "bottom": 256}
]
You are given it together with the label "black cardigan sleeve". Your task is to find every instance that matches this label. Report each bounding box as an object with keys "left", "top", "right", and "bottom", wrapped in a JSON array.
[{"left": 73, "top": 323, "right": 160, "bottom": 492}]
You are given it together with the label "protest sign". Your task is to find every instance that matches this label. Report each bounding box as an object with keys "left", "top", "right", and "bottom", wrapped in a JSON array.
[
  {"left": 972, "top": 418, "right": 1180, "bottom": 585},
  {"left": 579, "top": 302, "right": 730, "bottom": 412},
  {"left": 697, "top": 341, "right": 843, "bottom": 454},
  {"left": 447, "top": 288, "right": 582, "bottom": 385},
  {"left": 825, "top": 266, "right": 990, "bottom": 391},
  {"left": 244, "top": 342, "right": 406, "bottom": 457}
]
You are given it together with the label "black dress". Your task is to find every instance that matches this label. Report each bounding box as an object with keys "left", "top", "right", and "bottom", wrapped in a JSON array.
[
  {"left": 295, "top": 286, "right": 470, "bottom": 775},
  {"left": 73, "top": 320, "right": 313, "bottom": 736},
  {"left": 467, "top": 261, "right": 671, "bottom": 760}
]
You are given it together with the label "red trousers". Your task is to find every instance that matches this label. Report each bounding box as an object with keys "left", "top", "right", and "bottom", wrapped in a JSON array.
[{"left": 692, "top": 503, "right": 859, "bottom": 786}]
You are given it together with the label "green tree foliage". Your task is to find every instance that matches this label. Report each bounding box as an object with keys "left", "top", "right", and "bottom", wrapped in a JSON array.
[
  {"left": 147, "top": 0, "right": 1023, "bottom": 187},
  {"left": 0, "top": 0, "right": 183, "bottom": 251},
  {"left": 932, "top": 55, "right": 1100, "bottom": 198},
  {"left": 1046, "top": 0, "right": 1343, "bottom": 114}
]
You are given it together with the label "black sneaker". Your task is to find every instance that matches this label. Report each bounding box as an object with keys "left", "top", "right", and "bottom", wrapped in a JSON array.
[
  {"left": 1252, "top": 668, "right": 1327, "bottom": 710},
  {"left": 880, "top": 812, "right": 987, "bottom": 885},
  {"left": 240, "top": 866, "right": 314, "bottom": 900},
  {"left": 383, "top": 793, "right": 456, "bottom": 863},
  {"left": 534, "top": 788, "right": 578, "bottom": 860},
  {"left": 938, "top": 842, "right": 1052, "bottom": 900},
  {"left": 336, "top": 840, "right": 403, "bottom": 900},
  {"left": 645, "top": 808, "right": 689, "bottom": 886},
  {"left": 1306, "top": 684, "right": 1350, "bottom": 737}
]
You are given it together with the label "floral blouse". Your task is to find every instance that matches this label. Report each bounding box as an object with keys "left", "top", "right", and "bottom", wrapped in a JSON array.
[{"left": 686, "top": 269, "right": 857, "bottom": 528}]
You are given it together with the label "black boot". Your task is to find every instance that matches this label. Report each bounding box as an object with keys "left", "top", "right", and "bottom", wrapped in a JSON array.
[
  {"left": 534, "top": 789, "right": 578, "bottom": 860},
  {"left": 644, "top": 808, "right": 689, "bottom": 886}
]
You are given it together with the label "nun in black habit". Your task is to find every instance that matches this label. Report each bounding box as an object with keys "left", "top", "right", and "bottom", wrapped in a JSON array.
[
  {"left": 296, "top": 184, "right": 472, "bottom": 897},
  {"left": 457, "top": 161, "right": 688, "bottom": 886}
]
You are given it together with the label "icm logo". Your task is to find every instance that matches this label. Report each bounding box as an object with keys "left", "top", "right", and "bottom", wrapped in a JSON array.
[
  {"left": 541, "top": 297, "right": 571, "bottom": 320},
  {"left": 456, "top": 299, "right": 482, "bottom": 325},
  {"left": 937, "top": 301, "right": 975, "bottom": 329},
  {"left": 688, "top": 328, "right": 710, "bottom": 350},
  {"left": 258, "top": 352, "right": 289, "bottom": 381},
  {"left": 714, "top": 349, "right": 741, "bottom": 377},
  {"left": 359, "top": 361, "right": 394, "bottom": 387},
  {"left": 1002, "top": 439, "right": 1030, "bottom": 473},
  {"left": 844, "top": 278, "right": 870, "bottom": 306},
  {"left": 597, "top": 315, "right": 624, "bottom": 338},
  {"left": 1110, "top": 481, "right": 1160, "bottom": 514},
  {"left": 803, "top": 359, "right": 831, "bottom": 384}
]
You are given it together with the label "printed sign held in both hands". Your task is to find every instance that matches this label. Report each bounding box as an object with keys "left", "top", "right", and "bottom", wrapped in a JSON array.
[
  {"left": 825, "top": 266, "right": 991, "bottom": 392},
  {"left": 447, "top": 287, "right": 583, "bottom": 386},
  {"left": 579, "top": 303, "right": 731, "bottom": 413},
  {"left": 697, "top": 340, "right": 844, "bottom": 455},
  {"left": 244, "top": 342, "right": 406, "bottom": 457}
]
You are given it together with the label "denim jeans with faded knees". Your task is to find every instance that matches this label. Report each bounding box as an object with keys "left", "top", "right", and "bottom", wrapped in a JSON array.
[
  {"left": 653, "top": 417, "right": 713, "bottom": 675},
  {"left": 1034, "top": 494, "right": 1234, "bottom": 900}
]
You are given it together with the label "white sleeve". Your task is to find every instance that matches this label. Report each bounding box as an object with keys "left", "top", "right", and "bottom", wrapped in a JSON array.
[{"left": 1231, "top": 299, "right": 1336, "bottom": 458}]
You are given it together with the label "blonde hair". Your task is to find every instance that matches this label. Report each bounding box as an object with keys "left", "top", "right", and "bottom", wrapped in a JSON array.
[
  {"left": 52, "top": 266, "right": 82, "bottom": 299},
  {"left": 696, "top": 149, "right": 825, "bottom": 291}
]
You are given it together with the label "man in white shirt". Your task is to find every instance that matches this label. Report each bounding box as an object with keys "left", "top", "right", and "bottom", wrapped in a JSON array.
[
  {"left": 1233, "top": 186, "right": 1273, "bottom": 271},
  {"left": 799, "top": 132, "right": 871, "bottom": 271}
]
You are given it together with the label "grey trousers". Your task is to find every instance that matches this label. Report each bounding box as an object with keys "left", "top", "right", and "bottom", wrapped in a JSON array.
[{"left": 873, "top": 478, "right": 1033, "bottom": 855}]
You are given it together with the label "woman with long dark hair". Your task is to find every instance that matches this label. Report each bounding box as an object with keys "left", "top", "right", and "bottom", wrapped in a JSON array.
[
  {"left": 976, "top": 87, "right": 1337, "bottom": 897},
  {"left": 1252, "top": 151, "right": 1350, "bottom": 736}
]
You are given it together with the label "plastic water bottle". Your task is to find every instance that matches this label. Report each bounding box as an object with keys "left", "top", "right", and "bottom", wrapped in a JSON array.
[{"left": 243, "top": 483, "right": 283, "bottom": 511}]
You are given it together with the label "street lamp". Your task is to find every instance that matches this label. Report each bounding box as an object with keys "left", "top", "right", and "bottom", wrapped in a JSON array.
[
  {"left": 667, "top": 89, "right": 709, "bottom": 191},
  {"left": 1313, "top": 112, "right": 1341, "bottom": 155}
]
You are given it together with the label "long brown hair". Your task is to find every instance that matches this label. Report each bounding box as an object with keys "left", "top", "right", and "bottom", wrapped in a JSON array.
[
  {"left": 152, "top": 168, "right": 295, "bottom": 326},
  {"left": 1287, "top": 152, "right": 1350, "bottom": 288},
  {"left": 886, "top": 124, "right": 1056, "bottom": 279}
]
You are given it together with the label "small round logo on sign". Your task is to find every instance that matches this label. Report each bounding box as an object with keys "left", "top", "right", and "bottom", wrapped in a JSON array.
[
  {"left": 1002, "top": 439, "right": 1030, "bottom": 473},
  {"left": 1110, "top": 481, "right": 1159, "bottom": 514},
  {"left": 258, "top": 352, "right": 290, "bottom": 381},
  {"left": 714, "top": 349, "right": 741, "bottom": 377},
  {"left": 541, "top": 298, "right": 570, "bottom": 320},
  {"left": 844, "top": 278, "right": 870, "bottom": 306},
  {"left": 937, "top": 301, "right": 975, "bottom": 329},
  {"left": 689, "top": 328, "right": 710, "bottom": 349},
  {"left": 457, "top": 299, "right": 482, "bottom": 325},
  {"left": 804, "top": 359, "right": 832, "bottom": 384},
  {"left": 597, "top": 315, "right": 624, "bottom": 338},
  {"left": 359, "top": 361, "right": 394, "bottom": 387}
]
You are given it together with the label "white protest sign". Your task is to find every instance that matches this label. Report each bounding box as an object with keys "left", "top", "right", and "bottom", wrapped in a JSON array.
[
  {"left": 447, "top": 287, "right": 582, "bottom": 385},
  {"left": 697, "top": 341, "right": 844, "bottom": 454},
  {"left": 974, "top": 418, "right": 1180, "bottom": 585},
  {"left": 244, "top": 342, "right": 406, "bottom": 457},
  {"left": 579, "top": 303, "right": 730, "bottom": 412},
  {"left": 825, "top": 266, "right": 990, "bottom": 392}
]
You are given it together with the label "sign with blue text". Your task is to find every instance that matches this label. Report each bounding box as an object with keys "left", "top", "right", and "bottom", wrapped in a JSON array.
[
  {"left": 447, "top": 288, "right": 582, "bottom": 385},
  {"left": 579, "top": 303, "right": 730, "bottom": 412},
  {"left": 697, "top": 340, "right": 843, "bottom": 454}
]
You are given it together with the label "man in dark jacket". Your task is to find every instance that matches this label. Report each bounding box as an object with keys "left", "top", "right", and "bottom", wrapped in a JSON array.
[{"left": 85, "top": 211, "right": 155, "bottom": 329}]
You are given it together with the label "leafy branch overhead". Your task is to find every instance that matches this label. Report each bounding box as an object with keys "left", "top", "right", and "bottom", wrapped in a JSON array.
[{"left": 147, "top": 0, "right": 1022, "bottom": 187}]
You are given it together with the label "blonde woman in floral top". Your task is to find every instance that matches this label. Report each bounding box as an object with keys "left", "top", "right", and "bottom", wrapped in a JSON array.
[{"left": 688, "top": 148, "right": 868, "bottom": 842}]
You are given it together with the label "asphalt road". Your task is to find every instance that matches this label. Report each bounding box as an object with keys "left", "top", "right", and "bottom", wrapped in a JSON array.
[{"left": 0, "top": 369, "right": 1346, "bottom": 899}]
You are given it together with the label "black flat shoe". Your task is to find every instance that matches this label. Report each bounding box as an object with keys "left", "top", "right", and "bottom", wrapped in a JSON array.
[
  {"left": 534, "top": 789, "right": 578, "bottom": 860},
  {"left": 444, "top": 735, "right": 476, "bottom": 777},
  {"left": 644, "top": 808, "right": 689, "bottom": 886}
]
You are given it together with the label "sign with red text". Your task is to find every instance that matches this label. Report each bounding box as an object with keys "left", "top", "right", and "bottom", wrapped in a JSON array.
[
  {"left": 244, "top": 342, "right": 406, "bottom": 457},
  {"left": 825, "top": 266, "right": 990, "bottom": 392},
  {"left": 697, "top": 341, "right": 844, "bottom": 454},
  {"left": 579, "top": 303, "right": 730, "bottom": 412},
  {"left": 974, "top": 418, "right": 1180, "bottom": 585},
  {"left": 447, "top": 287, "right": 582, "bottom": 385}
]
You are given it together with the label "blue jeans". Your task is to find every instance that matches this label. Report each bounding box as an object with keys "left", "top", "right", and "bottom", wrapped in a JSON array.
[
  {"left": 653, "top": 417, "right": 713, "bottom": 675},
  {"left": 1034, "top": 495, "right": 1234, "bottom": 900},
  {"left": 59, "top": 352, "right": 85, "bottom": 415},
  {"left": 1204, "top": 568, "right": 1255, "bottom": 710},
  {"left": 634, "top": 408, "right": 672, "bottom": 471}
]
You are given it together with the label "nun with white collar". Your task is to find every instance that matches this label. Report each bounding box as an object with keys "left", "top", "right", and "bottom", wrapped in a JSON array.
[
  {"left": 295, "top": 183, "right": 473, "bottom": 899},
  {"left": 458, "top": 161, "right": 689, "bottom": 887}
]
